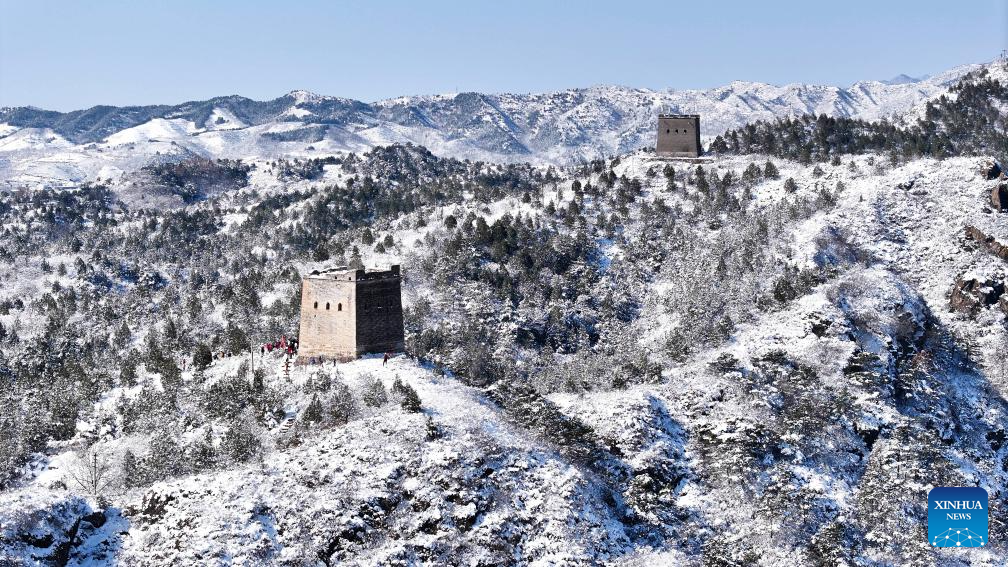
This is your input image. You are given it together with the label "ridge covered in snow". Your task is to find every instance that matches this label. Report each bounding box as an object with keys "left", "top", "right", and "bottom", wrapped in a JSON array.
[{"left": 0, "top": 61, "right": 989, "bottom": 188}]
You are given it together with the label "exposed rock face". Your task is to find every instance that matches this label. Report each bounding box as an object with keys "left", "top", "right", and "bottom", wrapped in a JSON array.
[
  {"left": 965, "top": 225, "right": 1008, "bottom": 262},
  {"left": 992, "top": 184, "right": 1008, "bottom": 212},
  {"left": 126, "top": 490, "right": 177, "bottom": 523},
  {"left": 950, "top": 275, "right": 1005, "bottom": 316},
  {"left": 983, "top": 160, "right": 1003, "bottom": 180}
]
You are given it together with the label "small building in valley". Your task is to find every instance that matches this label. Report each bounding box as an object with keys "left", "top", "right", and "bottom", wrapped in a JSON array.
[
  {"left": 297, "top": 265, "right": 405, "bottom": 361},
  {"left": 656, "top": 114, "right": 702, "bottom": 158}
]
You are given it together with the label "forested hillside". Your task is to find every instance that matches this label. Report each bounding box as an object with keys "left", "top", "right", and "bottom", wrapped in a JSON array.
[
  {"left": 712, "top": 67, "right": 1008, "bottom": 163},
  {"left": 1, "top": 68, "right": 1008, "bottom": 565}
]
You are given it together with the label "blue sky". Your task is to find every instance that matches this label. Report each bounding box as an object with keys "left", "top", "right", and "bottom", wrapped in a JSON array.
[{"left": 1, "top": 0, "right": 1004, "bottom": 110}]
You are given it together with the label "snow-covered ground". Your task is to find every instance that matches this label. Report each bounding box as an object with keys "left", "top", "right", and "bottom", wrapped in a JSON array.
[{"left": 1, "top": 148, "right": 1006, "bottom": 565}]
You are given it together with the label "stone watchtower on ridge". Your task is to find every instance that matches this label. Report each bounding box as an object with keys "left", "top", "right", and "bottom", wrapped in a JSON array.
[
  {"left": 656, "top": 114, "right": 701, "bottom": 158},
  {"left": 297, "top": 265, "right": 405, "bottom": 361}
]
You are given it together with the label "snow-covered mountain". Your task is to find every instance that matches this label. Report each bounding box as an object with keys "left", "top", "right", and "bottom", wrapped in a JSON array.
[
  {"left": 0, "top": 62, "right": 985, "bottom": 187},
  {"left": 3, "top": 60, "right": 1008, "bottom": 565}
]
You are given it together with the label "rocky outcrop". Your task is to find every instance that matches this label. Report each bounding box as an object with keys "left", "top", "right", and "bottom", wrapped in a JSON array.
[
  {"left": 983, "top": 160, "right": 1003, "bottom": 180},
  {"left": 0, "top": 503, "right": 116, "bottom": 567},
  {"left": 124, "top": 490, "right": 177, "bottom": 524},
  {"left": 950, "top": 275, "right": 1005, "bottom": 316},
  {"left": 965, "top": 225, "right": 1008, "bottom": 262},
  {"left": 992, "top": 184, "right": 1008, "bottom": 212}
]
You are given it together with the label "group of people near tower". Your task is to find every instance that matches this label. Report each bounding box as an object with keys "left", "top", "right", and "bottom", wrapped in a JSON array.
[{"left": 261, "top": 335, "right": 298, "bottom": 356}]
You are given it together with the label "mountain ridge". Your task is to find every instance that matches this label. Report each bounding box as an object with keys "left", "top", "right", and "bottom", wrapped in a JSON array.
[{"left": 0, "top": 62, "right": 991, "bottom": 186}]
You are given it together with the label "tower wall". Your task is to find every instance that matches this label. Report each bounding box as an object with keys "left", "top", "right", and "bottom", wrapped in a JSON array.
[
  {"left": 297, "top": 276, "right": 357, "bottom": 359},
  {"left": 296, "top": 265, "right": 404, "bottom": 360},
  {"left": 657, "top": 115, "right": 701, "bottom": 158},
  {"left": 355, "top": 276, "right": 405, "bottom": 355}
]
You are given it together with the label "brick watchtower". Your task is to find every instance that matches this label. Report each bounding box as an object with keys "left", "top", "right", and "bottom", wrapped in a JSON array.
[
  {"left": 297, "top": 265, "right": 405, "bottom": 360},
  {"left": 656, "top": 114, "right": 701, "bottom": 158}
]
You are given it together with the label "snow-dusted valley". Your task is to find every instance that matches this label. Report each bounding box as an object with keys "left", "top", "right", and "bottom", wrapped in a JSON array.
[{"left": 2, "top": 62, "right": 1008, "bottom": 566}]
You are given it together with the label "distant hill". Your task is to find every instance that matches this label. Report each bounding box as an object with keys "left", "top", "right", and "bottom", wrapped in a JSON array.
[{"left": 0, "top": 62, "right": 984, "bottom": 176}]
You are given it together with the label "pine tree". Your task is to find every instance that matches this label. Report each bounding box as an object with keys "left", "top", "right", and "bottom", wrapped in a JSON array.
[
  {"left": 764, "top": 160, "right": 780, "bottom": 179},
  {"left": 328, "top": 380, "right": 358, "bottom": 426},
  {"left": 361, "top": 227, "right": 375, "bottom": 245},
  {"left": 193, "top": 343, "right": 212, "bottom": 371},
  {"left": 348, "top": 247, "right": 365, "bottom": 270},
  {"left": 400, "top": 384, "right": 422, "bottom": 413},
  {"left": 147, "top": 434, "right": 183, "bottom": 479},
  {"left": 361, "top": 374, "right": 388, "bottom": 408},
  {"left": 114, "top": 322, "right": 131, "bottom": 347},
  {"left": 742, "top": 162, "right": 763, "bottom": 185},
  {"left": 302, "top": 395, "right": 323, "bottom": 423},
  {"left": 696, "top": 166, "right": 710, "bottom": 196},
  {"left": 221, "top": 419, "right": 261, "bottom": 464},
  {"left": 188, "top": 429, "right": 217, "bottom": 472},
  {"left": 252, "top": 368, "right": 265, "bottom": 393},
  {"left": 119, "top": 354, "right": 138, "bottom": 387},
  {"left": 663, "top": 165, "right": 676, "bottom": 191},
  {"left": 390, "top": 375, "right": 422, "bottom": 413},
  {"left": 425, "top": 416, "right": 442, "bottom": 441},
  {"left": 122, "top": 449, "right": 141, "bottom": 489},
  {"left": 164, "top": 318, "right": 178, "bottom": 341},
  {"left": 160, "top": 358, "right": 182, "bottom": 393}
]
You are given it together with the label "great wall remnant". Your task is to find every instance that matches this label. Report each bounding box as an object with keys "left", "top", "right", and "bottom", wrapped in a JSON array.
[{"left": 297, "top": 265, "right": 405, "bottom": 361}]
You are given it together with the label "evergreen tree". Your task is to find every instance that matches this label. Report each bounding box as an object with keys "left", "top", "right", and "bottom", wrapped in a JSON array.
[
  {"left": 221, "top": 418, "right": 261, "bottom": 464},
  {"left": 742, "top": 162, "right": 763, "bottom": 185},
  {"left": 696, "top": 166, "right": 710, "bottom": 196},
  {"left": 188, "top": 429, "right": 217, "bottom": 472},
  {"left": 328, "top": 380, "right": 357, "bottom": 425},
  {"left": 302, "top": 395, "right": 323, "bottom": 423},
  {"left": 147, "top": 434, "right": 184, "bottom": 479},
  {"left": 361, "top": 374, "right": 388, "bottom": 407},
  {"left": 119, "top": 354, "right": 138, "bottom": 387},
  {"left": 193, "top": 343, "right": 213, "bottom": 371},
  {"left": 114, "top": 322, "right": 131, "bottom": 347},
  {"left": 361, "top": 227, "right": 375, "bottom": 245},
  {"left": 663, "top": 165, "right": 676, "bottom": 191},
  {"left": 122, "top": 449, "right": 141, "bottom": 488},
  {"left": 400, "top": 384, "right": 422, "bottom": 413},
  {"left": 348, "top": 247, "right": 365, "bottom": 270}
]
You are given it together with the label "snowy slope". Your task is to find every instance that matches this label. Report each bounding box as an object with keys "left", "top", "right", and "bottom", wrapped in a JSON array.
[{"left": 2, "top": 151, "right": 1007, "bottom": 565}]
